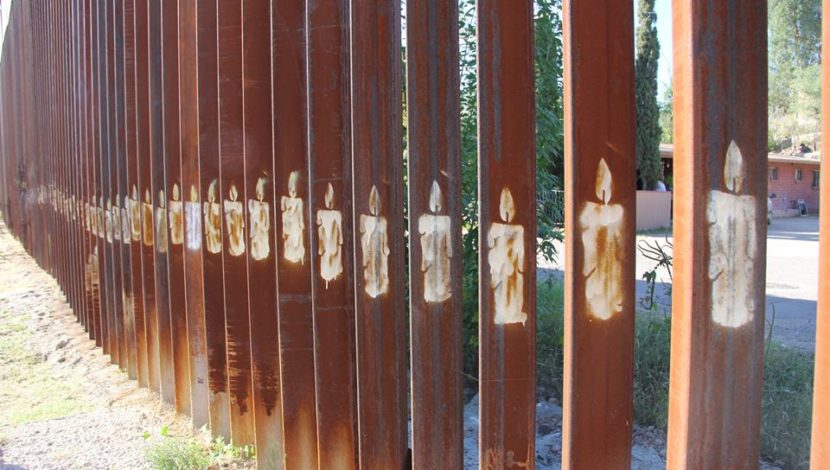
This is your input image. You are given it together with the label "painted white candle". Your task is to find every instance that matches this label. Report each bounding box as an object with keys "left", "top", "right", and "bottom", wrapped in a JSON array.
[
  {"left": 168, "top": 183, "right": 184, "bottom": 246},
  {"left": 360, "top": 185, "right": 390, "bottom": 298},
  {"left": 121, "top": 196, "right": 131, "bottom": 244},
  {"left": 129, "top": 186, "right": 142, "bottom": 242},
  {"left": 248, "top": 177, "right": 271, "bottom": 261},
  {"left": 112, "top": 199, "right": 122, "bottom": 242},
  {"left": 418, "top": 180, "right": 452, "bottom": 303},
  {"left": 155, "top": 190, "right": 168, "bottom": 253},
  {"left": 487, "top": 187, "right": 527, "bottom": 325},
  {"left": 105, "top": 198, "right": 114, "bottom": 243},
  {"left": 316, "top": 183, "right": 344, "bottom": 288},
  {"left": 280, "top": 171, "right": 305, "bottom": 264},
  {"left": 203, "top": 180, "right": 223, "bottom": 254},
  {"left": 142, "top": 190, "right": 154, "bottom": 247},
  {"left": 223, "top": 184, "right": 245, "bottom": 257},
  {"left": 707, "top": 140, "right": 758, "bottom": 328},
  {"left": 579, "top": 158, "right": 625, "bottom": 320},
  {"left": 185, "top": 185, "right": 202, "bottom": 252}
]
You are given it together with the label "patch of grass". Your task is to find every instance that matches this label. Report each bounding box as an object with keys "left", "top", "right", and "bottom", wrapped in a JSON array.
[
  {"left": 0, "top": 309, "right": 90, "bottom": 426},
  {"left": 536, "top": 278, "right": 565, "bottom": 399},
  {"left": 142, "top": 428, "right": 257, "bottom": 470},
  {"left": 761, "top": 343, "right": 814, "bottom": 470},
  {"left": 633, "top": 315, "right": 672, "bottom": 428}
]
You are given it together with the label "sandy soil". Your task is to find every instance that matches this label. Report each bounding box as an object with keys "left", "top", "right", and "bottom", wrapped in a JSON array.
[{"left": 0, "top": 223, "right": 198, "bottom": 470}]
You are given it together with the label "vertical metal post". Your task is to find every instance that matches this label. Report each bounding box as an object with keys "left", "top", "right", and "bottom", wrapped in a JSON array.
[
  {"left": 149, "top": 0, "right": 176, "bottom": 404},
  {"left": 135, "top": 0, "right": 162, "bottom": 393},
  {"left": 477, "top": 0, "right": 537, "bottom": 467},
  {"left": 405, "top": 0, "right": 464, "bottom": 468},
  {"left": 562, "top": 1, "right": 636, "bottom": 468},
  {"left": 667, "top": 1, "right": 768, "bottom": 467},
  {"left": 217, "top": 0, "right": 256, "bottom": 446},
  {"left": 196, "top": 0, "right": 232, "bottom": 441},
  {"left": 241, "top": 0, "right": 285, "bottom": 465},
  {"left": 349, "top": 0, "right": 408, "bottom": 466},
  {"left": 810, "top": 1, "right": 830, "bottom": 465},
  {"left": 272, "top": 1, "right": 319, "bottom": 466},
  {"left": 306, "top": 0, "right": 359, "bottom": 467},
  {"left": 178, "top": 0, "right": 210, "bottom": 430},
  {"left": 124, "top": 0, "right": 150, "bottom": 388},
  {"left": 161, "top": 0, "right": 192, "bottom": 415}
]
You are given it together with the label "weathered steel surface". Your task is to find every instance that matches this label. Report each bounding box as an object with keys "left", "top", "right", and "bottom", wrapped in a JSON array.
[
  {"left": 178, "top": 0, "right": 210, "bottom": 430},
  {"left": 349, "top": 0, "right": 408, "bottom": 467},
  {"left": 811, "top": 2, "right": 830, "bottom": 465},
  {"left": 217, "top": 0, "right": 256, "bottom": 446},
  {"left": 666, "top": 1, "right": 768, "bottom": 467},
  {"left": 196, "top": 0, "right": 232, "bottom": 441},
  {"left": 240, "top": 0, "right": 285, "bottom": 466},
  {"left": 124, "top": 0, "right": 149, "bottom": 388},
  {"left": 405, "top": 0, "right": 464, "bottom": 468},
  {"left": 306, "top": 0, "right": 359, "bottom": 467},
  {"left": 477, "top": 0, "right": 537, "bottom": 467},
  {"left": 272, "top": 1, "right": 320, "bottom": 467},
  {"left": 135, "top": 0, "right": 162, "bottom": 393},
  {"left": 114, "top": 0, "right": 137, "bottom": 379},
  {"left": 562, "top": 1, "right": 636, "bottom": 468},
  {"left": 149, "top": 0, "right": 176, "bottom": 405},
  {"left": 161, "top": 0, "right": 192, "bottom": 415}
]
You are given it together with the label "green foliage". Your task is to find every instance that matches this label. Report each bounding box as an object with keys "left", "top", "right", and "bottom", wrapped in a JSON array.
[
  {"left": 658, "top": 86, "right": 673, "bottom": 145},
  {"left": 536, "top": 278, "right": 565, "bottom": 399},
  {"left": 458, "top": 0, "right": 565, "bottom": 382},
  {"left": 142, "top": 430, "right": 257, "bottom": 470},
  {"left": 768, "top": 0, "right": 822, "bottom": 147},
  {"left": 761, "top": 344, "right": 814, "bottom": 469},
  {"left": 635, "top": 0, "right": 663, "bottom": 190},
  {"left": 633, "top": 316, "right": 672, "bottom": 428}
]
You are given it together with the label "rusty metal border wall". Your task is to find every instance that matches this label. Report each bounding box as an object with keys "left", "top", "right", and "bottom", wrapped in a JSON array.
[{"left": 3, "top": 1, "right": 824, "bottom": 470}]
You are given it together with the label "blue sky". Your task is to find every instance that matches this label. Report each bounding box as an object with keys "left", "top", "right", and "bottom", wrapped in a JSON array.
[
  {"left": 655, "top": 0, "right": 673, "bottom": 97},
  {"left": 635, "top": 0, "right": 674, "bottom": 98}
]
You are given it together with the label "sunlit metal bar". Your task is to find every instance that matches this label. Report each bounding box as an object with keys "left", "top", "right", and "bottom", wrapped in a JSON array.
[
  {"left": 667, "top": 1, "right": 768, "bottom": 467},
  {"left": 562, "top": 0, "right": 636, "bottom": 468}
]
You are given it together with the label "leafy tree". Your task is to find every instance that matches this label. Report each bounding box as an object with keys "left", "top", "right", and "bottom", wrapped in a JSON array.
[
  {"left": 458, "top": 0, "right": 565, "bottom": 379},
  {"left": 769, "top": 0, "right": 822, "bottom": 147},
  {"left": 635, "top": 0, "right": 662, "bottom": 190},
  {"left": 659, "top": 85, "right": 673, "bottom": 145}
]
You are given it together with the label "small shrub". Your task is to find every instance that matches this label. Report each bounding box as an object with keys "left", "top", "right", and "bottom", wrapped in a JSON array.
[
  {"left": 536, "top": 278, "right": 565, "bottom": 399},
  {"left": 143, "top": 435, "right": 211, "bottom": 470},
  {"left": 633, "top": 316, "right": 672, "bottom": 428}
]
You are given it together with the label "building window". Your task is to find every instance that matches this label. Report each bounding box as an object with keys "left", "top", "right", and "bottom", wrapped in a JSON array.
[
  {"left": 770, "top": 167, "right": 779, "bottom": 181},
  {"left": 813, "top": 170, "right": 821, "bottom": 189},
  {"left": 795, "top": 168, "right": 803, "bottom": 182}
]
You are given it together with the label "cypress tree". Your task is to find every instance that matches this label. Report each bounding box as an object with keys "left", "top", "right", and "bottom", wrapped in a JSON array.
[{"left": 635, "top": 0, "right": 663, "bottom": 190}]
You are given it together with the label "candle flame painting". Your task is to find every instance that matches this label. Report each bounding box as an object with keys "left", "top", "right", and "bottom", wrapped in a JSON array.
[
  {"left": 203, "top": 180, "right": 223, "bottom": 254},
  {"left": 418, "top": 180, "right": 452, "bottom": 303},
  {"left": 224, "top": 183, "right": 246, "bottom": 257},
  {"left": 317, "top": 183, "right": 344, "bottom": 288},
  {"left": 360, "top": 185, "right": 390, "bottom": 298},
  {"left": 487, "top": 187, "right": 526, "bottom": 325},
  {"left": 168, "top": 183, "right": 184, "bottom": 246},
  {"left": 185, "top": 185, "right": 202, "bottom": 252},
  {"left": 580, "top": 158, "right": 625, "bottom": 320},
  {"left": 130, "top": 185, "right": 141, "bottom": 242},
  {"left": 248, "top": 177, "right": 271, "bottom": 261},
  {"left": 707, "top": 140, "right": 758, "bottom": 328},
  {"left": 155, "top": 190, "right": 168, "bottom": 253},
  {"left": 280, "top": 171, "right": 305, "bottom": 264},
  {"left": 142, "top": 189, "right": 154, "bottom": 247}
]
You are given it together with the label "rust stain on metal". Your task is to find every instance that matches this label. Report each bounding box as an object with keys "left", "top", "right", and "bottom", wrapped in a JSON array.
[
  {"left": 666, "top": 1, "right": 767, "bottom": 467},
  {"left": 562, "top": 1, "right": 636, "bottom": 467},
  {"left": 477, "top": 0, "right": 536, "bottom": 465},
  {"left": 406, "top": 0, "right": 464, "bottom": 464}
]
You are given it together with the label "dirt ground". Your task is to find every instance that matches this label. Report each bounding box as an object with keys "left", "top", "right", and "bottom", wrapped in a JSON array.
[{"left": 0, "top": 223, "right": 200, "bottom": 470}]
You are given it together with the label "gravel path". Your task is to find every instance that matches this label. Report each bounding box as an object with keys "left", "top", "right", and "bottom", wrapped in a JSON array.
[{"left": 0, "top": 224, "right": 196, "bottom": 470}]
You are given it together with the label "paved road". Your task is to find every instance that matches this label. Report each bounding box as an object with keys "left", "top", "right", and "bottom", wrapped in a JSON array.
[{"left": 540, "top": 216, "right": 820, "bottom": 352}]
